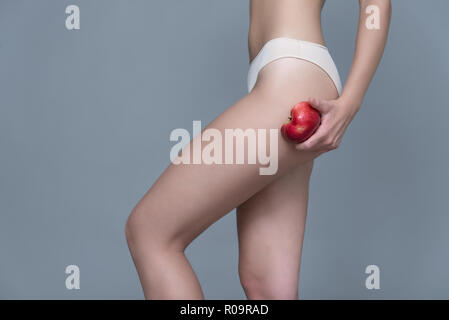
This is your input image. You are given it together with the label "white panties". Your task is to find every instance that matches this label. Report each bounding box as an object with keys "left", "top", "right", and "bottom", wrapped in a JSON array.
[{"left": 247, "top": 37, "right": 342, "bottom": 95}]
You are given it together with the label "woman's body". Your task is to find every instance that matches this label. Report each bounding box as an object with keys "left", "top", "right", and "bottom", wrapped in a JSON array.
[{"left": 126, "top": 0, "right": 391, "bottom": 299}]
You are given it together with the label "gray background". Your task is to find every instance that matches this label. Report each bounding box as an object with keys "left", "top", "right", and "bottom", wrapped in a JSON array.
[{"left": 0, "top": 0, "right": 448, "bottom": 299}]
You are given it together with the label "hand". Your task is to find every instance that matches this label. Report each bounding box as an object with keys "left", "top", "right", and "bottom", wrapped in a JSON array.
[{"left": 295, "top": 96, "right": 360, "bottom": 155}]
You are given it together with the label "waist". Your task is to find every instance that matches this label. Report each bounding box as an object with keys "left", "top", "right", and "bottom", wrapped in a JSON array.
[{"left": 248, "top": 0, "right": 325, "bottom": 61}]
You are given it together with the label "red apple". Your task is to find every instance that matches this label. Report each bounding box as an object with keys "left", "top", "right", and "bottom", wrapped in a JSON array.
[{"left": 281, "top": 101, "right": 321, "bottom": 143}]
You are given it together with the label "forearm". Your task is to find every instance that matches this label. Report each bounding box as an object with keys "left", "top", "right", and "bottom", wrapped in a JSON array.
[{"left": 340, "top": 0, "right": 392, "bottom": 109}]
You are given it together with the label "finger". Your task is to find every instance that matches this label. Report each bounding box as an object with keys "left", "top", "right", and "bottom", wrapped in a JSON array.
[
  {"left": 295, "top": 138, "right": 314, "bottom": 151},
  {"left": 308, "top": 96, "right": 332, "bottom": 114},
  {"left": 295, "top": 117, "right": 329, "bottom": 151}
]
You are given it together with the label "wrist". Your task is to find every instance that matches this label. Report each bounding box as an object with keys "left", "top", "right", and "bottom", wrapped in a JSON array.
[{"left": 338, "top": 91, "right": 363, "bottom": 112}]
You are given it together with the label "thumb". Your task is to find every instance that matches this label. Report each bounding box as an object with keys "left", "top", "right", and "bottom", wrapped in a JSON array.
[{"left": 308, "top": 96, "right": 332, "bottom": 114}]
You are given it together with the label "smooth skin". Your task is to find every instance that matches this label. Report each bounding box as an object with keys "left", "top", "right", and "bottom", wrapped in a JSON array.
[{"left": 126, "top": 0, "right": 391, "bottom": 299}]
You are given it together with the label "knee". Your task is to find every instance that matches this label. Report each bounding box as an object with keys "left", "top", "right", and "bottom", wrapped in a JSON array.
[
  {"left": 125, "top": 206, "right": 160, "bottom": 252},
  {"left": 238, "top": 266, "right": 299, "bottom": 300},
  {"left": 125, "top": 205, "right": 186, "bottom": 254},
  {"left": 125, "top": 208, "right": 144, "bottom": 250}
]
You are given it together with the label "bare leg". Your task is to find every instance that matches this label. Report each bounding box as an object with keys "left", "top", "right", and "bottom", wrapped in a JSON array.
[
  {"left": 237, "top": 160, "right": 314, "bottom": 300},
  {"left": 125, "top": 58, "right": 338, "bottom": 299}
]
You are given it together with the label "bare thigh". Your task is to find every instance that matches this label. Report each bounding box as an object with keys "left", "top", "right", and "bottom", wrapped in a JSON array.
[
  {"left": 236, "top": 59, "right": 338, "bottom": 298},
  {"left": 236, "top": 160, "right": 314, "bottom": 298},
  {"left": 130, "top": 58, "right": 338, "bottom": 252}
]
